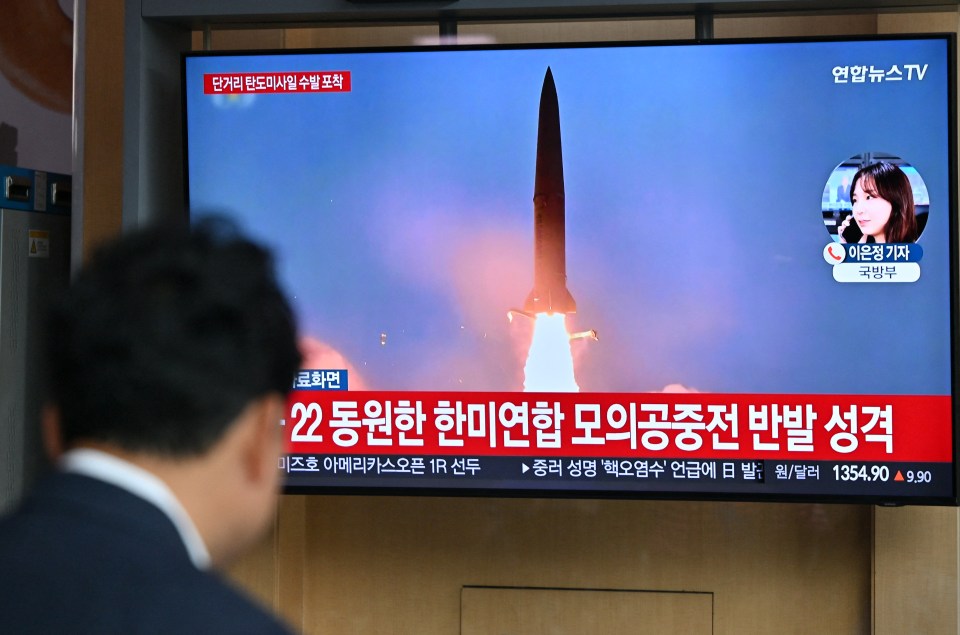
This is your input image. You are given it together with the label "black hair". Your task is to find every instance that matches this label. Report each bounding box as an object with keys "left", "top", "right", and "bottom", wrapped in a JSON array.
[{"left": 45, "top": 218, "right": 301, "bottom": 456}]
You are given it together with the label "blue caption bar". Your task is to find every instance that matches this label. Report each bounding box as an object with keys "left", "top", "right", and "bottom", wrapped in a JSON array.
[
  {"left": 843, "top": 243, "right": 923, "bottom": 263},
  {"left": 292, "top": 369, "right": 348, "bottom": 391}
]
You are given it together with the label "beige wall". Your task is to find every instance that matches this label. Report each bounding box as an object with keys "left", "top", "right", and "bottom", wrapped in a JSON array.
[{"left": 81, "top": 6, "right": 960, "bottom": 633}]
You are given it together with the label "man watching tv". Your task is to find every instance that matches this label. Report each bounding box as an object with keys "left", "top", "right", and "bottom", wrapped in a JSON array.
[{"left": 0, "top": 219, "right": 301, "bottom": 633}]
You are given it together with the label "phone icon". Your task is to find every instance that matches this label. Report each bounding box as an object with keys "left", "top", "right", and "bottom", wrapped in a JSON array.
[{"left": 823, "top": 242, "right": 846, "bottom": 265}]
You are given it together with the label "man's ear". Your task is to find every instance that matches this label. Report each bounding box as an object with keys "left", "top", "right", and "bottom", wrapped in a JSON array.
[
  {"left": 41, "top": 405, "right": 64, "bottom": 461},
  {"left": 241, "top": 394, "right": 285, "bottom": 484}
]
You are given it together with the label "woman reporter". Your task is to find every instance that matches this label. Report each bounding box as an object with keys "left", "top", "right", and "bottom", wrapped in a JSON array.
[{"left": 837, "top": 161, "right": 918, "bottom": 244}]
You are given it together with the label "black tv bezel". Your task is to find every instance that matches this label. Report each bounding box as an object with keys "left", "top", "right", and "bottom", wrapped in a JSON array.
[{"left": 181, "top": 32, "right": 960, "bottom": 506}]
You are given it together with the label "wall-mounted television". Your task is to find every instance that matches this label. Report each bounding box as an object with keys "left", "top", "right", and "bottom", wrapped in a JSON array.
[{"left": 183, "top": 34, "right": 958, "bottom": 505}]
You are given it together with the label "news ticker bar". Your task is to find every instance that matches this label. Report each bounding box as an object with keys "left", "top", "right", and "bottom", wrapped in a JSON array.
[{"left": 280, "top": 455, "right": 953, "bottom": 497}]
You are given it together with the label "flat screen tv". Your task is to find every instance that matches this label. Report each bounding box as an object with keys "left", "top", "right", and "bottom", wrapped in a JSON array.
[{"left": 183, "top": 34, "right": 958, "bottom": 505}]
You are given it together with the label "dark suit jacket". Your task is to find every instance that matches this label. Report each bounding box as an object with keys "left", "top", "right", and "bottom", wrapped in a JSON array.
[{"left": 0, "top": 471, "right": 295, "bottom": 634}]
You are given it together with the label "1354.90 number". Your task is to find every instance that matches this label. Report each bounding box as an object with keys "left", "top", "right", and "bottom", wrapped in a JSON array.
[{"left": 833, "top": 464, "right": 890, "bottom": 482}]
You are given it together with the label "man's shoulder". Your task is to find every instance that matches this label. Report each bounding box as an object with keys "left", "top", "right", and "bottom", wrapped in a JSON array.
[
  {"left": 0, "top": 562, "right": 294, "bottom": 634},
  {"left": 149, "top": 571, "right": 296, "bottom": 634},
  {"left": 0, "top": 471, "right": 185, "bottom": 554},
  {"left": 0, "top": 474, "right": 294, "bottom": 634},
  {"left": 0, "top": 471, "right": 192, "bottom": 607}
]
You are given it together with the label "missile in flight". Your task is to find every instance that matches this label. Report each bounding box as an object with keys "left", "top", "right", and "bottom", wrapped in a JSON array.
[{"left": 517, "top": 67, "right": 577, "bottom": 317}]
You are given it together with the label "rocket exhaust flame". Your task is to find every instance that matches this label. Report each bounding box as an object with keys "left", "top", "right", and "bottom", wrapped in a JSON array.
[
  {"left": 509, "top": 68, "right": 595, "bottom": 392},
  {"left": 523, "top": 314, "right": 579, "bottom": 392}
]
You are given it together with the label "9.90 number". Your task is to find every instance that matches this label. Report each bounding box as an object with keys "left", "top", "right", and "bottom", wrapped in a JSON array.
[{"left": 905, "top": 470, "right": 933, "bottom": 484}]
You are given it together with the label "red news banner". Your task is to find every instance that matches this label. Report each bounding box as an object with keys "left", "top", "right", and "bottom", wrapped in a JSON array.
[
  {"left": 203, "top": 72, "right": 351, "bottom": 94},
  {"left": 286, "top": 391, "right": 952, "bottom": 463}
]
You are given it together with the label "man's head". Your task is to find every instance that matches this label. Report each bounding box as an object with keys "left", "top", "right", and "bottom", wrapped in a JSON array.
[
  {"left": 44, "top": 218, "right": 301, "bottom": 563},
  {"left": 46, "top": 218, "right": 300, "bottom": 454}
]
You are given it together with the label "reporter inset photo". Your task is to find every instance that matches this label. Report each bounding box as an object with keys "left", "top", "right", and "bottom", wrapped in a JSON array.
[{"left": 822, "top": 153, "right": 929, "bottom": 244}]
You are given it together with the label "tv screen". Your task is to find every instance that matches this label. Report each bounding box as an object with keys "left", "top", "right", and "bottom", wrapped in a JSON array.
[{"left": 183, "top": 34, "right": 958, "bottom": 504}]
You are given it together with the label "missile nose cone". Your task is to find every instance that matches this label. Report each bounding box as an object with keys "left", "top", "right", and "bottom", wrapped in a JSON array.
[
  {"left": 541, "top": 67, "right": 558, "bottom": 104},
  {"left": 535, "top": 67, "right": 563, "bottom": 197}
]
